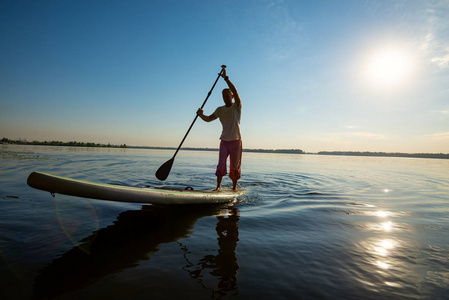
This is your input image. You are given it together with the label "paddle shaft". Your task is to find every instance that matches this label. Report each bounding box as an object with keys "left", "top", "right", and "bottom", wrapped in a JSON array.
[
  {"left": 155, "top": 65, "right": 226, "bottom": 180},
  {"left": 171, "top": 66, "right": 226, "bottom": 158}
]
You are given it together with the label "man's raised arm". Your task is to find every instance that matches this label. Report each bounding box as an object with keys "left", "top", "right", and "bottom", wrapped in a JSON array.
[{"left": 221, "top": 67, "right": 241, "bottom": 107}]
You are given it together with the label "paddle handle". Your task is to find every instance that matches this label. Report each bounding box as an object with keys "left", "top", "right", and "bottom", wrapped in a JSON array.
[{"left": 172, "top": 65, "right": 226, "bottom": 158}]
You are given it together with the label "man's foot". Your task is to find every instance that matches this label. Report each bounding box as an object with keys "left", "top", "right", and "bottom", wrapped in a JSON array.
[
  {"left": 232, "top": 179, "right": 238, "bottom": 193},
  {"left": 214, "top": 187, "right": 222, "bottom": 192}
]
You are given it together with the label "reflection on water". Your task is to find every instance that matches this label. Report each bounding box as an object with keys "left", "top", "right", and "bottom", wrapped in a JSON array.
[
  {"left": 180, "top": 207, "right": 239, "bottom": 298},
  {"left": 33, "top": 205, "right": 240, "bottom": 299},
  {"left": 352, "top": 209, "right": 417, "bottom": 295}
]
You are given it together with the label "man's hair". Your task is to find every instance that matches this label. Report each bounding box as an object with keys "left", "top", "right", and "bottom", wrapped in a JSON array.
[{"left": 222, "top": 88, "right": 233, "bottom": 94}]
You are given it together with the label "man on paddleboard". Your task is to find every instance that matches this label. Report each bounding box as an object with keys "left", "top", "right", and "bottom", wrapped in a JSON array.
[{"left": 197, "top": 66, "right": 242, "bottom": 192}]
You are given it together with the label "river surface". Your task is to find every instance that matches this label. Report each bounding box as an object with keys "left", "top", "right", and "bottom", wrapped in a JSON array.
[{"left": 1, "top": 145, "right": 448, "bottom": 299}]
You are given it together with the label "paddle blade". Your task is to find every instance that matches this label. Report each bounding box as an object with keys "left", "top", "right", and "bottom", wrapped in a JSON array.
[{"left": 155, "top": 158, "right": 174, "bottom": 181}]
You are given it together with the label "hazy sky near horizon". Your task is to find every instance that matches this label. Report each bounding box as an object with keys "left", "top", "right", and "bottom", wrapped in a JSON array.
[{"left": 1, "top": 0, "right": 448, "bottom": 153}]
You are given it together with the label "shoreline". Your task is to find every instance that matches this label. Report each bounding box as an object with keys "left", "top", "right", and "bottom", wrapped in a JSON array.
[{"left": 2, "top": 138, "right": 448, "bottom": 159}]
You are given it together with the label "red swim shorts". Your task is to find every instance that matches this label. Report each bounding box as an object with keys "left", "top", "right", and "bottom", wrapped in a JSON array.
[{"left": 215, "top": 140, "right": 242, "bottom": 180}]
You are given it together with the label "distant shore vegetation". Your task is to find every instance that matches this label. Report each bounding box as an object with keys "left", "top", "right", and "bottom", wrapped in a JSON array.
[
  {"left": 1, "top": 137, "right": 304, "bottom": 154},
  {"left": 318, "top": 151, "right": 449, "bottom": 160},
  {"left": 2, "top": 137, "right": 447, "bottom": 159},
  {"left": 1, "top": 138, "right": 128, "bottom": 148},
  {"left": 132, "top": 146, "right": 305, "bottom": 155}
]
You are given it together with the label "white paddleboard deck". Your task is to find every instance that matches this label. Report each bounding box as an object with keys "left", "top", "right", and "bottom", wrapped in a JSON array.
[{"left": 27, "top": 172, "right": 243, "bottom": 205}]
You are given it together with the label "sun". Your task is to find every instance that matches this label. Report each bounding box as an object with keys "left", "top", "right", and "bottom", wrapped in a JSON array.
[{"left": 364, "top": 46, "right": 414, "bottom": 88}]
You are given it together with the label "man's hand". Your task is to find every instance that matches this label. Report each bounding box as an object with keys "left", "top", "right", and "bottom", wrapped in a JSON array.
[
  {"left": 197, "top": 108, "right": 217, "bottom": 122},
  {"left": 220, "top": 65, "right": 227, "bottom": 79}
]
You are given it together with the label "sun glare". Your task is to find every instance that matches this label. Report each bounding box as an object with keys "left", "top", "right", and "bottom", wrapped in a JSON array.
[{"left": 364, "top": 46, "right": 414, "bottom": 88}]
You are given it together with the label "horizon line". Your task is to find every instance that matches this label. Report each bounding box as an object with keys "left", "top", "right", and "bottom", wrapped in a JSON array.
[{"left": 2, "top": 138, "right": 448, "bottom": 158}]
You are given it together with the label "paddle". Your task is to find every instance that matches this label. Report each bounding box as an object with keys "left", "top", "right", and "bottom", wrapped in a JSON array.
[{"left": 155, "top": 65, "right": 226, "bottom": 181}]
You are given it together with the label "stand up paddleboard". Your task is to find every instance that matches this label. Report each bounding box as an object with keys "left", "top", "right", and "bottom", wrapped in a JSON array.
[{"left": 27, "top": 172, "right": 243, "bottom": 205}]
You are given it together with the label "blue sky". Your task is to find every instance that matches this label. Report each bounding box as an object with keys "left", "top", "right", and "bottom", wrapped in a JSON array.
[{"left": 1, "top": 0, "right": 448, "bottom": 153}]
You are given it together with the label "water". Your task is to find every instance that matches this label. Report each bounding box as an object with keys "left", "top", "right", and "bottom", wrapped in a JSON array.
[{"left": 1, "top": 145, "right": 448, "bottom": 299}]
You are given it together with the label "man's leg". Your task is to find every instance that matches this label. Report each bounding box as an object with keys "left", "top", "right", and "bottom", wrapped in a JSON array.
[
  {"left": 216, "top": 176, "right": 223, "bottom": 191},
  {"left": 215, "top": 140, "right": 229, "bottom": 191},
  {"left": 229, "top": 140, "right": 242, "bottom": 192},
  {"left": 231, "top": 178, "right": 238, "bottom": 192}
]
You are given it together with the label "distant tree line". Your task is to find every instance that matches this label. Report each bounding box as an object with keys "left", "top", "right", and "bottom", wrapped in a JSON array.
[
  {"left": 244, "top": 149, "right": 305, "bottom": 154},
  {"left": 318, "top": 151, "right": 449, "bottom": 159},
  {"left": 1, "top": 138, "right": 127, "bottom": 148},
  {"left": 2, "top": 138, "right": 304, "bottom": 153},
  {"left": 131, "top": 146, "right": 305, "bottom": 154},
  {"left": 10, "top": 137, "right": 444, "bottom": 158}
]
